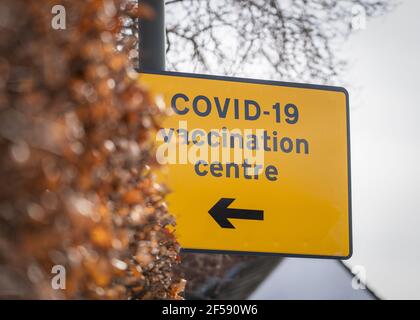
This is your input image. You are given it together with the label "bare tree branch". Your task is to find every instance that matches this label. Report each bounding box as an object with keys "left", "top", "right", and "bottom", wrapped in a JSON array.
[{"left": 163, "top": 0, "right": 394, "bottom": 83}]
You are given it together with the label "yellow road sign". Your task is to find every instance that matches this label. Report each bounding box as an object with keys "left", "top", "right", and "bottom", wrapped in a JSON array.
[{"left": 140, "top": 71, "right": 352, "bottom": 259}]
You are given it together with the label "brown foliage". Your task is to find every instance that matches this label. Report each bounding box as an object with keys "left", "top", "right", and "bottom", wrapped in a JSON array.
[{"left": 0, "top": 0, "right": 184, "bottom": 299}]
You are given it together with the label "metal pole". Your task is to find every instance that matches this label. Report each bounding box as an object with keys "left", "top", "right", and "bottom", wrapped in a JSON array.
[{"left": 138, "top": 0, "right": 166, "bottom": 72}]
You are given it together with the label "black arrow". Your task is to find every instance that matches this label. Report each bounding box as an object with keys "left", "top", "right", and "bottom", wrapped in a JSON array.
[{"left": 208, "top": 198, "right": 264, "bottom": 229}]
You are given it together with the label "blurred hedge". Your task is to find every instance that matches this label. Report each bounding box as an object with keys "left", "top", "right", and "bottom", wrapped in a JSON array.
[{"left": 0, "top": 0, "right": 184, "bottom": 299}]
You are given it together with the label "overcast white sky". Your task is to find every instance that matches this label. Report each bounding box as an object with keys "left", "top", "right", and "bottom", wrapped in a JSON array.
[{"left": 341, "top": 0, "right": 420, "bottom": 299}]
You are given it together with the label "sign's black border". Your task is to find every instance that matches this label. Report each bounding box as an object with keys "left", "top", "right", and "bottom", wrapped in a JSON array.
[{"left": 139, "top": 70, "right": 353, "bottom": 260}]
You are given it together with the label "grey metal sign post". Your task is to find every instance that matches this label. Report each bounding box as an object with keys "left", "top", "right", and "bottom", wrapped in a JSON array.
[{"left": 138, "top": 0, "right": 166, "bottom": 72}]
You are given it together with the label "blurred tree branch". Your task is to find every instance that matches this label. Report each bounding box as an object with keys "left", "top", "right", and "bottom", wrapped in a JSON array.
[{"left": 162, "top": 0, "right": 393, "bottom": 83}]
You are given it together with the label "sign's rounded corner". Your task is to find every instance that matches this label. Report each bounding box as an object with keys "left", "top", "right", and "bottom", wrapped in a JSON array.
[
  {"left": 336, "top": 86, "right": 350, "bottom": 103},
  {"left": 341, "top": 246, "right": 353, "bottom": 260}
]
